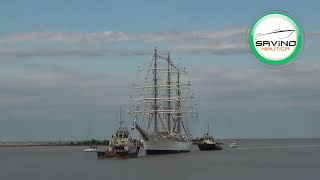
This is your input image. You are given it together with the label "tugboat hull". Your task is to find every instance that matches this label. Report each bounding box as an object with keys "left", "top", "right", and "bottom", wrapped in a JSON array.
[
  {"left": 197, "top": 143, "right": 222, "bottom": 151},
  {"left": 96, "top": 148, "right": 139, "bottom": 159},
  {"left": 96, "top": 151, "right": 107, "bottom": 158}
]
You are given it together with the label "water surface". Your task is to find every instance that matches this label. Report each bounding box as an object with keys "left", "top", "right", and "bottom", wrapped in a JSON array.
[{"left": 1, "top": 139, "right": 319, "bottom": 180}]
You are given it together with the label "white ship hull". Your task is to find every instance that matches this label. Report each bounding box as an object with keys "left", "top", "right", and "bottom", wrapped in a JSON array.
[{"left": 141, "top": 134, "right": 192, "bottom": 154}]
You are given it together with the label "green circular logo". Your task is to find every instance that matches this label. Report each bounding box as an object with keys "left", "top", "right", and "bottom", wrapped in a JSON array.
[{"left": 249, "top": 12, "right": 302, "bottom": 66}]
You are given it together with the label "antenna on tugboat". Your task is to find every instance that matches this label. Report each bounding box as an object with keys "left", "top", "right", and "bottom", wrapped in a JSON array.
[{"left": 119, "top": 106, "right": 124, "bottom": 127}]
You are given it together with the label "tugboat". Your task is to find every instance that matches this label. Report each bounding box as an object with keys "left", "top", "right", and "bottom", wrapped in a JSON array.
[
  {"left": 97, "top": 108, "right": 140, "bottom": 159},
  {"left": 197, "top": 124, "right": 222, "bottom": 151}
]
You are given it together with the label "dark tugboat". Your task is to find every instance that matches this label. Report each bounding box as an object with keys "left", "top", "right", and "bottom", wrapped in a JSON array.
[
  {"left": 197, "top": 124, "right": 222, "bottom": 151},
  {"left": 97, "top": 108, "right": 140, "bottom": 159}
]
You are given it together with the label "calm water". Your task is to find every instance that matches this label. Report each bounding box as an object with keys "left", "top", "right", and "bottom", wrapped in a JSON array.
[{"left": 1, "top": 139, "right": 319, "bottom": 180}]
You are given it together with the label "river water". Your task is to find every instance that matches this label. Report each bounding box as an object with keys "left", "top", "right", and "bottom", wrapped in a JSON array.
[{"left": 0, "top": 139, "right": 319, "bottom": 180}]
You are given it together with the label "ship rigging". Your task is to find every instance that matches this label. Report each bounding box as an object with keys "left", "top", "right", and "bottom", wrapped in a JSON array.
[{"left": 130, "top": 49, "right": 198, "bottom": 154}]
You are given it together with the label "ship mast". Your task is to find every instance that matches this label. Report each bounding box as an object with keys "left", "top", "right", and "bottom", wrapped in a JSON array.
[
  {"left": 176, "top": 69, "right": 181, "bottom": 133},
  {"left": 130, "top": 48, "right": 197, "bottom": 138},
  {"left": 166, "top": 52, "right": 171, "bottom": 133},
  {"left": 153, "top": 48, "right": 158, "bottom": 133}
]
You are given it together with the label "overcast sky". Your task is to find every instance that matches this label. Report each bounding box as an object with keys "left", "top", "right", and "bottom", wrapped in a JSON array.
[{"left": 0, "top": 0, "right": 320, "bottom": 141}]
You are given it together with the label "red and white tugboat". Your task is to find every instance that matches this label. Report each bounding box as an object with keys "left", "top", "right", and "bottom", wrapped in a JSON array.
[{"left": 97, "top": 108, "right": 140, "bottom": 159}]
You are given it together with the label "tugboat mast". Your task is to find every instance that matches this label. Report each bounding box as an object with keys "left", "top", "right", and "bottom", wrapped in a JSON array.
[{"left": 119, "top": 107, "right": 123, "bottom": 127}]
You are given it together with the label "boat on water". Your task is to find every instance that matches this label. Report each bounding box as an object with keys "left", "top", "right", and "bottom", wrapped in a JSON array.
[
  {"left": 229, "top": 141, "right": 237, "bottom": 148},
  {"left": 97, "top": 108, "right": 140, "bottom": 159},
  {"left": 197, "top": 124, "right": 222, "bottom": 151},
  {"left": 130, "top": 49, "right": 198, "bottom": 155},
  {"left": 83, "top": 145, "right": 98, "bottom": 152}
]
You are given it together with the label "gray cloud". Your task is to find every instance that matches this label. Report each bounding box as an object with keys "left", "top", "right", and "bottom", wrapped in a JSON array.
[
  {"left": 0, "top": 45, "right": 249, "bottom": 58},
  {"left": 189, "top": 63, "right": 320, "bottom": 113},
  {"left": 0, "top": 48, "right": 102, "bottom": 58},
  {"left": 0, "top": 31, "right": 128, "bottom": 44},
  {"left": 175, "top": 43, "right": 248, "bottom": 54},
  {"left": 0, "top": 28, "right": 248, "bottom": 57},
  {"left": 0, "top": 28, "right": 246, "bottom": 44},
  {"left": 1, "top": 28, "right": 320, "bottom": 58},
  {"left": 0, "top": 48, "right": 155, "bottom": 58}
]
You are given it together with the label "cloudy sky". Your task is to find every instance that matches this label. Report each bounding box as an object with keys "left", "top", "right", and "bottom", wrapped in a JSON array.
[{"left": 0, "top": 0, "right": 320, "bottom": 141}]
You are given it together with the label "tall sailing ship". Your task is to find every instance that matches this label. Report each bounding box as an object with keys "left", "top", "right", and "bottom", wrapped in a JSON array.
[{"left": 130, "top": 49, "right": 197, "bottom": 154}]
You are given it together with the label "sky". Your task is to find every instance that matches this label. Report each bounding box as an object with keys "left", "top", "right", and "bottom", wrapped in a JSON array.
[{"left": 0, "top": 0, "right": 320, "bottom": 141}]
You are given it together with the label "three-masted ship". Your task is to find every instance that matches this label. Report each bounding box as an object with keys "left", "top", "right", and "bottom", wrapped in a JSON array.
[{"left": 130, "top": 49, "right": 197, "bottom": 154}]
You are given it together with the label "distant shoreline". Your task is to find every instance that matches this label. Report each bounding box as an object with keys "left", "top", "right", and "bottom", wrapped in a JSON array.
[
  {"left": 1, "top": 138, "right": 319, "bottom": 147},
  {"left": 0, "top": 144, "right": 92, "bottom": 147},
  {"left": 0, "top": 139, "right": 109, "bottom": 147}
]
